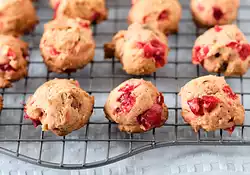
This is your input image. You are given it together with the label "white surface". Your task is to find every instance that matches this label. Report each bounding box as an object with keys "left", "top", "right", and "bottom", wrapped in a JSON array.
[{"left": 2, "top": 146, "right": 250, "bottom": 175}]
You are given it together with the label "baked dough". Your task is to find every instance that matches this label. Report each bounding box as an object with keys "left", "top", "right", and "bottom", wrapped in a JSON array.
[
  {"left": 104, "top": 23, "right": 169, "bottom": 75},
  {"left": 190, "top": 0, "right": 239, "bottom": 27},
  {"left": 25, "top": 79, "right": 95, "bottom": 136},
  {"left": 40, "top": 17, "right": 95, "bottom": 73},
  {"left": 128, "top": 0, "right": 182, "bottom": 34},
  {"left": 192, "top": 25, "right": 250, "bottom": 76},
  {"left": 179, "top": 75, "right": 244, "bottom": 133},
  {"left": 0, "top": 0, "right": 39, "bottom": 36},
  {"left": 104, "top": 79, "right": 168, "bottom": 133}
]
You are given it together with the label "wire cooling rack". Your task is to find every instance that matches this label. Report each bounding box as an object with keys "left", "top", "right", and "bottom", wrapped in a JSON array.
[{"left": 1, "top": 0, "right": 250, "bottom": 170}]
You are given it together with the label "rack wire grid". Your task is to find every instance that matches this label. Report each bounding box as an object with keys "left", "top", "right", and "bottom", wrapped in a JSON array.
[{"left": 1, "top": 0, "right": 250, "bottom": 170}]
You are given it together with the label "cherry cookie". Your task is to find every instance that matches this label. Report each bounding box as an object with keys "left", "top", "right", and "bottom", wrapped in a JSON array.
[
  {"left": 190, "top": 0, "right": 239, "bottom": 27},
  {"left": 104, "top": 79, "right": 168, "bottom": 133},
  {"left": 104, "top": 23, "right": 169, "bottom": 75},
  {"left": 192, "top": 25, "right": 250, "bottom": 76},
  {"left": 25, "top": 79, "right": 94, "bottom": 136},
  {"left": 40, "top": 17, "right": 95, "bottom": 73},
  {"left": 179, "top": 75, "right": 244, "bottom": 133},
  {"left": 128, "top": 0, "right": 182, "bottom": 34},
  {"left": 53, "top": 0, "right": 108, "bottom": 24},
  {"left": 0, "top": 0, "right": 39, "bottom": 36},
  {"left": 0, "top": 35, "right": 28, "bottom": 88}
]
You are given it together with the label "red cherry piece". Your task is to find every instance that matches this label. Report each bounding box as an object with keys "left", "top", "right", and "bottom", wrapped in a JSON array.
[
  {"left": 213, "top": 7, "right": 223, "bottom": 21},
  {"left": 31, "top": 119, "right": 41, "bottom": 127},
  {"left": 24, "top": 113, "right": 29, "bottom": 119},
  {"left": 0, "top": 64, "right": 15, "bottom": 71},
  {"left": 143, "top": 39, "right": 167, "bottom": 68},
  {"left": 118, "top": 83, "right": 140, "bottom": 93},
  {"left": 226, "top": 41, "right": 238, "bottom": 49},
  {"left": 214, "top": 25, "right": 223, "bottom": 32},
  {"left": 24, "top": 113, "right": 41, "bottom": 128},
  {"left": 79, "top": 21, "right": 90, "bottom": 28},
  {"left": 142, "top": 15, "right": 149, "bottom": 23},
  {"left": 115, "top": 107, "right": 121, "bottom": 113},
  {"left": 192, "top": 46, "right": 201, "bottom": 63},
  {"left": 117, "top": 92, "right": 136, "bottom": 113},
  {"left": 226, "top": 41, "right": 250, "bottom": 61},
  {"left": 137, "top": 104, "right": 163, "bottom": 130},
  {"left": 54, "top": 0, "right": 60, "bottom": 10},
  {"left": 143, "top": 44, "right": 153, "bottom": 58},
  {"left": 75, "top": 80, "right": 80, "bottom": 87},
  {"left": 158, "top": 10, "right": 168, "bottom": 21},
  {"left": 223, "top": 85, "right": 238, "bottom": 100},
  {"left": 203, "top": 46, "right": 209, "bottom": 55},
  {"left": 22, "top": 50, "right": 29, "bottom": 60},
  {"left": 226, "top": 41, "right": 241, "bottom": 55},
  {"left": 187, "top": 95, "right": 220, "bottom": 116},
  {"left": 7, "top": 48, "right": 16, "bottom": 59},
  {"left": 53, "top": 1, "right": 60, "bottom": 19},
  {"left": 197, "top": 3, "right": 205, "bottom": 11},
  {"left": 202, "top": 95, "right": 220, "bottom": 112},
  {"left": 187, "top": 98, "right": 204, "bottom": 116},
  {"left": 239, "top": 44, "right": 250, "bottom": 60},
  {"left": 91, "top": 12, "right": 101, "bottom": 22},
  {"left": 192, "top": 45, "right": 209, "bottom": 63},
  {"left": 157, "top": 93, "right": 164, "bottom": 105},
  {"left": 225, "top": 125, "right": 235, "bottom": 135},
  {"left": 49, "top": 47, "right": 60, "bottom": 56},
  {"left": 136, "top": 42, "right": 145, "bottom": 49},
  {"left": 116, "top": 83, "right": 140, "bottom": 113}
]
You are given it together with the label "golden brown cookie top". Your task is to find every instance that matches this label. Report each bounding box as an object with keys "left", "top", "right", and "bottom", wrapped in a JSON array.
[
  {"left": 104, "top": 79, "right": 168, "bottom": 132},
  {"left": 108, "top": 23, "right": 169, "bottom": 75},
  {"left": 194, "top": 25, "right": 247, "bottom": 49},
  {"left": 0, "top": 0, "right": 39, "bottom": 36},
  {"left": 0, "top": 35, "right": 28, "bottom": 88},
  {"left": 54, "top": 0, "right": 107, "bottom": 24},
  {"left": 179, "top": 75, "right": 244, "bottom": 132},
  {"left": 25, "top": 79, "right": 94, "bottom": 136},
  {"left": 0, "top": 35, "right": 28, "bottom": 72},
  {"left": 192, "top": 25, "right": 250, "bottom": 76},
  {"left": 190, "top": 0, "right": 239, "bottom": 27},
  {"left": 40, "top": 17, "right": 95, "bottom": 73},
  {"left": 128, "top": 0, "right": 182, "bottom": 33},
  {"left": 43, "top": 17, "right": 93, "bottom": 50}
]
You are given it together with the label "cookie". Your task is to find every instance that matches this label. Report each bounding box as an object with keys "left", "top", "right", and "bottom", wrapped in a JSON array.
[
  {"left": 24, "top": 79, "right": 95, "bottom": 136},
  {"left": 128, "top": 0, "right": 182, "bottom": 34},
  {"left": 104, "top": 79, "right": 168, "bottom": 133},
  {"left": 0, "top": 0, "right": 39, "bottom": 36},
  {"left": 190, "top": 0, "right": 239, "bottom": 27},
  {"left": 54, "top": 0, "right": 108, "bottom": 24},
  {"left": 192, "top": 25, "right": 250, "bottom": 76},
  {"left": 179, "top": 75, "right": 244, "bottom": 133},
  {"left": 40, "top": 17, "right": 95, "bottom": 73},
  {"left": 104, "top": 23, "right": 169, "bottom": 75},
  {"left": 0, "top": 35, "right": 28, "bottom": 88}
]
